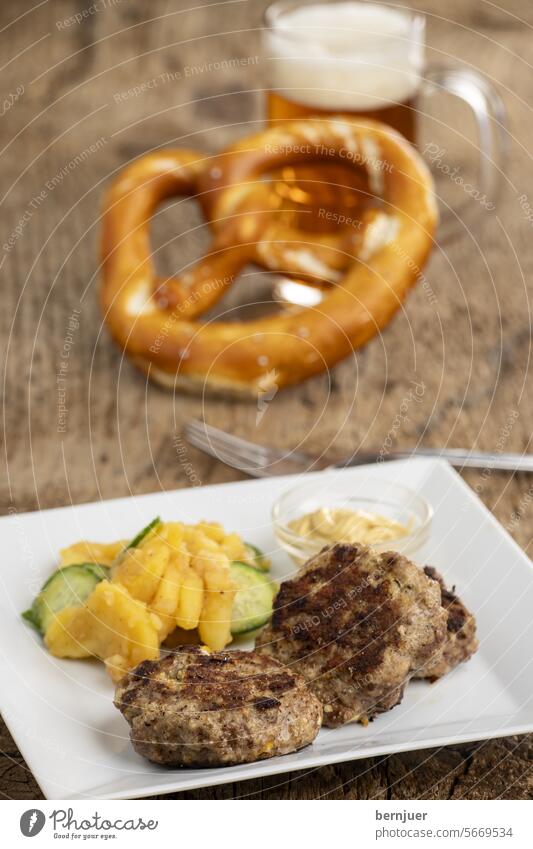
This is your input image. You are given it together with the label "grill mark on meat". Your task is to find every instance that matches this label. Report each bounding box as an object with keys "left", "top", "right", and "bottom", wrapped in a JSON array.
[
  {"left": 255, "top": 697, "right": 280, "bottom": 710},
  {"left": 204, "top": 653, "right": 232, "bottom": 664},
  {"left": 447, "top": 609, "right": 466, "bottom": 633},
  {"left": 256, "top": 543, "right": 449, "bottom": 727},
  {"left": 268, "top": 555, "right": 420, "bottom": 678},
  {"left": 115, "top": 647, "right": 322, "bottom": 767}
]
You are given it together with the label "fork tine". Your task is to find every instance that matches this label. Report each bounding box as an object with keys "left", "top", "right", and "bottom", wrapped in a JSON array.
[
  {"left": 187, "top": 442, "right": 271, "bottom": 477},
  {"left": 184, "top": 427, "right": 265, "bottom": 469},
  {"left": 187, "top": 435, "right": 262, "bottom": 472},
  {"left": 184, "top": 423, "right": 272, "bottom": 473},
  {"left": 186, "top": 420, "right": 277, "bottom": 463},
  {"left": 190, "top": 421, "right": 274, "bottom": 460},
  {"left": 184, "top": 420, "right": 323, "bottom": 476},
  {"left": 193, "top": 422, "right": 315, "bottom": 470},
  {"left": 198, "top": 421, "right": 312, "bottom": 464}
]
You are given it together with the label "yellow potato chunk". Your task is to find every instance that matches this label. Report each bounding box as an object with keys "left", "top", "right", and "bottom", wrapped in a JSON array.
[
  {"left": 104, "top": 654, "right": 130, "bottom": 683},
  {"left": 45, "top": 581, "right": 160, "bottom": 673},
  {"left": 183, "top": 527, "right": 219, "bottom": 555},
  {"left": 196, "top": 521, "right": 226, "bottom": 543},
  {"left": 175, "top": 563, "right": 204, "bottom": 630},
  {"left": 150, "top": 559, "right": 182, "bottom": 640},
  {"left": 112, "top": 540, "right": 169, "bottom": 604},
  {"left": 59, "top": 540, "right": 125, "bottom": 567},
  {"left": 161, "top": 522, "right": 185, "bottom": 552},
  {"left": 43, "top": 606, "right": 93, "bottom": 658},
  {"left": 221, "top": 532, "right": 247, "bottom": 562},
  {"left": 197, "top": 554, "right": 236, "bottom": 651}
]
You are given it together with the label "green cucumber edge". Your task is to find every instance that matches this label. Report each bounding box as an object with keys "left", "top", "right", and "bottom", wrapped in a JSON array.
[
  {"left": 21, "top": 608, "right": 41, "bottom": 632},
  {"left": 125, "top": 517, "right": 162, "bottom": 550},
  {"left": 21, "top": 562, "right": 110, "bottom": 635},
  {"left": 243, "top": 542, "right": 271, "bottom": 572},
  {"left": 230, "top": 560, "right": 276, "bottom": 636}
]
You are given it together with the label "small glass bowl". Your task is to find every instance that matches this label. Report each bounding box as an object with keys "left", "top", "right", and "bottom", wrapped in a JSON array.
[{"left": 272, "top": 476, "right": 433, "bottom": 565}]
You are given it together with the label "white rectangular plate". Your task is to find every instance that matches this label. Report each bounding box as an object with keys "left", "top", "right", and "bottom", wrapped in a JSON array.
[{"left": 1, "top": 458, "right": 533, "bottom": 800}]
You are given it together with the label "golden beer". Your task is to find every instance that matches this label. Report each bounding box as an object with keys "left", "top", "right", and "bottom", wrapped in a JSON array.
[
  {"left": 263, "top": 2, "right": 424, "bottom": 232},
  {"left": 267, "top": 90, "right": 418, "bottom": 145}
]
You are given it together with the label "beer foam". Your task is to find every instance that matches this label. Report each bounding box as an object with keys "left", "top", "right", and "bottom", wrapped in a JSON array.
[{"left": 266, "top": 1, "right": 424, "bottom": 110}]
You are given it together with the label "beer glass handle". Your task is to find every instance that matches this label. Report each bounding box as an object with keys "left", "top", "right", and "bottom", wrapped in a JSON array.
[{"left": 423, "top": 65, "right": 508, "bottom": 215}]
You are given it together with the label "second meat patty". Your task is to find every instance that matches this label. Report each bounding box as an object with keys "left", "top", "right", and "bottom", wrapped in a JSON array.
[
  {"left": 255, "top": 543, "right": 448, "bottom": 727},
  {"left": 415, "top": 566, "right": 478, "bottom": 680},
  {"left": 115, "top": 646, "right": 322, "bottom": 766}
]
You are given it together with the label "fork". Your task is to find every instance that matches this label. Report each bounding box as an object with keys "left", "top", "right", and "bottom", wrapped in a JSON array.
[{"left": 184, "top": 420, "right": 533, "bottom": 477}]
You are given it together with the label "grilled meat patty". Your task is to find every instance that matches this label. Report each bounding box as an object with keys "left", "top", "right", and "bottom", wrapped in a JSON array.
[
  {"left": 115, "top": 646, "right": 322, "bottom": 767},
  {"left": 414, "top": 566, "right": 478, "bottom": 680},
  {"left": 255, "top": 543, "right": 448, "bottom": 727}
]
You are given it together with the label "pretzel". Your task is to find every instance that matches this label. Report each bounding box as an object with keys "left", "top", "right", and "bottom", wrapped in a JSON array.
[{"left": 101, "top": 118, "right": 437, "bottom": 396}]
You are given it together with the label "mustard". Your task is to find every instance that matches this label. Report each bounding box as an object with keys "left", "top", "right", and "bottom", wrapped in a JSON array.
[{"left": 288, "top": 507, "right": 411, "bottom": 546}]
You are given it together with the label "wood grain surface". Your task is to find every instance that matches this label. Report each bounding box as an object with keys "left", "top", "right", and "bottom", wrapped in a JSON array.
[{"left": 1, "top": 0, "right": 532, "bottom": 800}]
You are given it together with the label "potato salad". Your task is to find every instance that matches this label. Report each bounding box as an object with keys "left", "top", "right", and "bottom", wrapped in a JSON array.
[{"left": 23, "top": 518, "right": 274, "bottom": 681}]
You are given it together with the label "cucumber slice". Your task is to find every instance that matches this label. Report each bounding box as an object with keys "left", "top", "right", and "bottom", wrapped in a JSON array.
[
  {"left": 125, "top": 517, "right": 161, "bottom": 550},
  {"left": 243, "top": 542, "right": 271, "bottom": 572},
  {"left": 230, "top": 561, "right": 276, "bottom": 635},
  {"left": 22, "top": 562, "right": 109, "bottom": 635}
]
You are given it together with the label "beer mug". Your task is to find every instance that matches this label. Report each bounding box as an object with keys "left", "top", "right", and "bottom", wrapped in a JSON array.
[{"left": 262, "top": 0, "right": 506, "bottom": 244}]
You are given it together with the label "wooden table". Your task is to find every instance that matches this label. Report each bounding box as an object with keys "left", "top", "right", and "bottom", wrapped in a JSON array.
[{"left": 1, "top": 0, "right": 532, "bottom": 800}]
